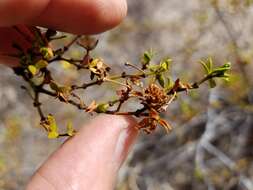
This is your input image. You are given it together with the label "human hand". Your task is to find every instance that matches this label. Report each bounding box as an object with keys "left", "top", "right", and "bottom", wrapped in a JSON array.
[
  {"left": 0, "top": 1, "right": 139, "bottom": 190},
  {"left": 27, "top": 115, "right": 138, "bottom": 190},
  {"left": 0, "top": 0, "right": 127, "bottom": 65}
]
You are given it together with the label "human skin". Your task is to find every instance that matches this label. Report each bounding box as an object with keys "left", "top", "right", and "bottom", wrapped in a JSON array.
[{"left": 0, "top": 1, "right": 139, "bottom": 189}]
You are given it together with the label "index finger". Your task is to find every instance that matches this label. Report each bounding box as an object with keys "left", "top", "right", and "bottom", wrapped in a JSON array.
[{"left": 0, "top": 0, "right": 127, "bottom": 34}]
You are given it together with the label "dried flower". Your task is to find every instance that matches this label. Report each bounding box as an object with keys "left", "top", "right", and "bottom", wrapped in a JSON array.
[
  {"left": 138, "top": 108, "right": 172, "bottom": 134},
  {"left": 141, "top": 84, "right": 170, "bottom": 111},
  {"left": 89, "top": 58, "right": 111, "bottom": 80}
]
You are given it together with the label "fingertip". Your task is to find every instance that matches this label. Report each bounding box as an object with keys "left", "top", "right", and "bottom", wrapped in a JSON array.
[
  {"left": 77, "top": 114, "right": 139, "bottom": 171},
  {"left": 95, "top": 0, "right": 128, "bottom": 33},
  {"left": 0, "top": 0, "right": 49, "bottom": 26},
  {"left": 76, "top": 114, "right": 138, "bottom": 143},
  {"left": 0, "top": 27, "right": 30, "bottom": 67},
  {"left": 31, "top": 0, "right": 128, "bottom": 34}
]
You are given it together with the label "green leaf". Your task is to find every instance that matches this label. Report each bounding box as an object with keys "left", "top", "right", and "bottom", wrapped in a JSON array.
[
  {"left": 156, "top": 74, "right": 165, "bottom": 87},
  {"left": 209, "top": 62, "right": 231, "bottom": 81},
  {"left": 48, "top": 131, "right": 59, "bottom": 139},
  {"left": 148, "top": 65, "right": 158, "bottom": 73},
  {"left": 200, "top": 60, "right": 210, "bottom": 74},
  {"left": 200, "top": 57, "right": 213, "bottom": 74},
  {"left": 142, "top": 50, "right": 154, "bottom": 66},
  {"left": 207, "top": 57, "right": 213, "bottom": 71},
  {"left": 47, "top": 115, "right": 59, "bottom": 139},
  {"left": 40, "top": 47, "right": 54, "bottom": 60},
  {"left": 35, "top": 60, "right": 48, "bottom": 69},
  {"left": 28, "top": 65, "right": 37, "bottom": 76},
  {"left": 160, "top": 58, "right": 172, "bottom": 71},
  {"left": 212, "top": 62, "right": 231, "bottom": 74},
  {"left": 221, "top": 73, "right": 230, "bottom": 82},
  {"left": 96, "top": 103, "right": 109, "bottom": 113},
  {"left": 66, "top": 121, "right": 75, "bottom": 137},
  {"left": 165, "top": 77, "right": 174, "bottom": 90}
]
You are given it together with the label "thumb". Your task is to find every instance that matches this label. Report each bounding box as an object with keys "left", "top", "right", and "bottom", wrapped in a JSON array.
[{"left": 26, "top": 115, "right": 138, "bottom": 190}]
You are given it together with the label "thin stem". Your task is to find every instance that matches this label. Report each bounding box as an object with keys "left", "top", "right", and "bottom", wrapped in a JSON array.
[
  {"left": 64, "top": 35, "right": 81, "bottom": 51},
  {"left": 53, "top": 35, "right": 81, "bottom": 58},
  {"left": 49, "top": 57, "right": 83, "bottom": 64},
  {"left": 125, "top": 62, "right": 146, "bottom": 74},
  {"left": 34, "top": 91, "right": 45, "bottom": 120},
  {"left": 194, "top": 75, "right": 211, "bottom": 87},
  {"left": 115, "top": 101, "right": 124, "bottom": 112},
  {"left": 21, "top": 85, "right": 34, "bottom": 100},
  {"left": 58, "top": 133, "right": 71, "bottom": 137},
  {"left": 72, "top": 80, "right": 103, "bottom": 90},
  {"left": 167, "top": 91, "right": 177, "bottom": 105},
  {"left": 103, "top": 78, "right": 130, "bottom": 88},
  {"left": 109, "top": 72, "right": 153, "bottom": 80},
  {"left": 38, "top": 88, "right": 56, "bottom": 96},
  {"left": 50, "top": 35, "right": 67, "bottom": 41}
]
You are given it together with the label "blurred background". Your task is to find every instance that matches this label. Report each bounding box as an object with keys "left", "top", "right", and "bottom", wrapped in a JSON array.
[{"left": 0, "top": 0, "right": 253, "bottom": 189}]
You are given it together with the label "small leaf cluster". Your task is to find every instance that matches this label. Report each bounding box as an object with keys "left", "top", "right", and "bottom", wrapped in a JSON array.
[
  {"left": 200, "top": 57, "right": 231, "bottom": 88},
  {"left": 41, "top": 115, "right": 76, "bottom": 139},
  {"left": 9, "top": 26, "right": 231, "bottom": 138}
]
